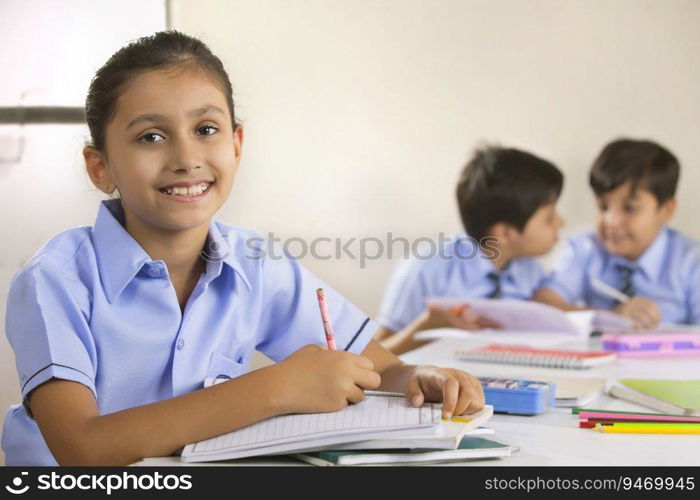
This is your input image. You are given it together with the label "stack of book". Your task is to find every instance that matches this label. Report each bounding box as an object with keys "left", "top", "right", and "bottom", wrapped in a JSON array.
[{"left": 179, "top": 391, "right": 520, "bottom": 466}]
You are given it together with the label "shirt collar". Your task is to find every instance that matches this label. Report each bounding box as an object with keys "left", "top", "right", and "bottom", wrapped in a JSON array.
[
  {"left": 92, "top": 199, "right": 251, "bottom": 303},
  {"left": 634, "top": 226, "right": 669, "bottom": 281},
  {"left": 207, "top": 220, "right": 253, "bottom": 292},
  {"left": 454, "top": 232, "right": 516, "bottom": 284}
]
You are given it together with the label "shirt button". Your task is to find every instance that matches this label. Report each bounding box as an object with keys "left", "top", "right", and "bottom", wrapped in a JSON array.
[
  {"left": 148, "top": 267, "right": 160, "bottom": 277},
  {"left": 177, "top": 338, "right": 185, "bottom": 350}
]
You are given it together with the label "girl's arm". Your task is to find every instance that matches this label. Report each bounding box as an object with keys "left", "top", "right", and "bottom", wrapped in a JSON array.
[{"left": 29, "top": 345, "right": 380, "bottom": 466}]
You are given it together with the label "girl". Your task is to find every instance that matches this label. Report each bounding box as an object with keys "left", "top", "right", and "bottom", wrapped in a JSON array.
[{"left": 2, "top": 30, "right": 484, "bottom": 466}]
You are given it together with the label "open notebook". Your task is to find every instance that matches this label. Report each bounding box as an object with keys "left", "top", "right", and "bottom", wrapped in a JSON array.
[
  {"left": 426, "top": 298, "right": 632, "bottom": 337},
  {"left": 180, "top": 392, "right": 442, "bottom": 463}
]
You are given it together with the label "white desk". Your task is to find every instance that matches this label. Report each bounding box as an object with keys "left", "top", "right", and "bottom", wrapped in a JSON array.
[
  {"left": 399, "top": 337, "right": 700, "bottom": 466},
  {"left": 133, "top": 336, "right": 700, "bottom": 466}
]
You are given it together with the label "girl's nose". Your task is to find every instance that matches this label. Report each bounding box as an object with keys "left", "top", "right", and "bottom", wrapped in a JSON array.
[{"left": 169, "top": 137, "right": 202, "bottom": 173}]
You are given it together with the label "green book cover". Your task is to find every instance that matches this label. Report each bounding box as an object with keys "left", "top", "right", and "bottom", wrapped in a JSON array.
[
  {"left": 293, "top": 437, "right": 517, "bottom": 466},
  {"left": 619, "top": 379, "right": 700, "bottom": 410}
]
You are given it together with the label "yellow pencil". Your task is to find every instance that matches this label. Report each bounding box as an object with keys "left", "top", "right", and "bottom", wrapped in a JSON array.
[{"left": 594, "top": 422, "right": 700, "bottom": 434}]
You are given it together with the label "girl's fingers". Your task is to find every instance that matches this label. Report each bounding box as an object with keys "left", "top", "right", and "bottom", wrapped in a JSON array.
[
  {"left": 350, "top": 354, "right": 374, "bottom": 371},
  {"left": 406, "top": 377, "right": 424, "bottom": 408},
  {"left": 347, "top": 385, "right": 366, "bottom": 405},
  {"left": 453, "top": 374, "right": 485, "bottom": 415},
  {"left": 353, "top": 367, "right": 382, "bottom": 390},
  {"left": 441, "top": 377, "right": 460, "bottom": 419}
]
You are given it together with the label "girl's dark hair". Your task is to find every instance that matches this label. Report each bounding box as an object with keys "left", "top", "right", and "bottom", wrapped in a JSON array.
[
  {"left": 456, "top": 146, "right": 563, "bottom": 241},
  {"left": 85, "top": 30, "right": 237, "bottom": 156},
  {"left": 589, "top": 138, "right": 679, "bottom": 205}
]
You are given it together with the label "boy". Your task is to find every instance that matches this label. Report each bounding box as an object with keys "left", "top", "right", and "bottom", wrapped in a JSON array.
[
  {"left": 374, "top": 146, "right": 565, "bottom": 354},
  {"left": 536, "top": 138, "right": 700, "bottom": 328}
]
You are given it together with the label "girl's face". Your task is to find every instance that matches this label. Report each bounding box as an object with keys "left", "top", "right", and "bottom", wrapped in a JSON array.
[{"left": 92, "top": 68, "right": 242, "bottom": 234}]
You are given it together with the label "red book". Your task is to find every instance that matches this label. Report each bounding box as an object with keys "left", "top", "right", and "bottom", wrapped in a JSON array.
[{"left": 455, "top": 344, "right": 617, "bottom": 369}]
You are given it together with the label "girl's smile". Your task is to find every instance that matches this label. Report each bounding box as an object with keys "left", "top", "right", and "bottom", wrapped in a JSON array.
[{"left": 157, "top": 180, "right": 215, "bottom": 202}]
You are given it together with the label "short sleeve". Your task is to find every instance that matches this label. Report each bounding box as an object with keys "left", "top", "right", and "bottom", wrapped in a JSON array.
[
  {"left": 376, "top": 258, "right": 432, "bottom": 333},
  {"left": 255, "top": 252, "right": 378, "bottom": 361},
  {"left": 540, "top": 236, "right": 590, "bottom": 304},
  {"left": 686, "top": 258, "right": 700, "bottom": 325},
  {"left": 5, "top": 260, "right": 97, "bottom": 413}
]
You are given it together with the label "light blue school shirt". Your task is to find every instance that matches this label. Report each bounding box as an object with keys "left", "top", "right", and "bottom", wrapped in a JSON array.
[
  {"left": 541, "top": 227, "right": 700, "bottom": 325},
  {"left": 377, "top": 233, "right": 546, "bottom": 332},
  {"left": 2, "top": 199, "right": 378, "bottom": 466}
]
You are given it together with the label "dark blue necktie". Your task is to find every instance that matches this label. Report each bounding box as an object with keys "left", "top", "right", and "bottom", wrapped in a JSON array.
[
  {"left": 615, "top": 263, "right": 636, "bottom": 300},
  {"left": 486, "top": 272, "right": 502, "bottom": 299}
]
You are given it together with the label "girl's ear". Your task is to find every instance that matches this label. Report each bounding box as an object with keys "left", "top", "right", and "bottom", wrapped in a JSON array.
[
  {"left": 233, "top": 125, "right": 244, "bottom": 159},
  {"left": 83, "top": 146, "right": 116, "bottom": 194}
]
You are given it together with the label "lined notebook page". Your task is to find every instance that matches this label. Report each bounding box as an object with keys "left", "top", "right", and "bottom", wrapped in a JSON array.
[{"left": 187, "top": 394, "right": 439, "bottom": 457}]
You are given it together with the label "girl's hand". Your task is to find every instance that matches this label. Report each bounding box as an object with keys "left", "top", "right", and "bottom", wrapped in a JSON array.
[
  {"left": 274, "top": 344, "right": 381, "bottom": 414},
  {"left": 613, "top": 297, "right": 661, "bottom": 329},
  {"left": 405, "top": 365, "right": 485, "bottom": 418}
]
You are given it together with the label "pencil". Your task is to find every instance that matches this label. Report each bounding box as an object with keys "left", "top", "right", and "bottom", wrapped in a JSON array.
[
  {"left": 316, "top": 288, "right": 337, "bottom": 350},
  {"left": 593, "top": 422, "right": 700, "bottom": 434},
  {"left": 591, "top": 278, "right": 630, "bottom": 304}
]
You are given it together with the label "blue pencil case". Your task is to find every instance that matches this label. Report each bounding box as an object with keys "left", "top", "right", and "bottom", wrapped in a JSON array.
[{"left": 479, "top": 377, "right": 557, "bottom": 415}]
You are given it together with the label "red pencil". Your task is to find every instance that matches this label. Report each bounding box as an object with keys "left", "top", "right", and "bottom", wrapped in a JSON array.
[{"left": 316, "top": 288, "right": 337, "bottom": 350}]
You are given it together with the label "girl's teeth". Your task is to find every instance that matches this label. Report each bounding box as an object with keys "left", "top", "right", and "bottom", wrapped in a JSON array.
[{"left": 164, "top": 183, "right": 209, "bottom": 196}]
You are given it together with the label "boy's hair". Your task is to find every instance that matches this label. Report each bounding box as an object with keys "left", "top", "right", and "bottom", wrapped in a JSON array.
[
  {"left": 85, "top": 30, "right": 237, "bottom": 158},
  {"left": 589, "top": 138, "right": 679, "bottom": 205},
  {"left": 456, "top": 146, "right": 563, "bottom": 241}
]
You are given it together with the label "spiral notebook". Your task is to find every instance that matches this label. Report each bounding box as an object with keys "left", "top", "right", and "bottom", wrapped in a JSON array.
[{"left": 456, "top": 344, "right": 617, "bottom": 369}]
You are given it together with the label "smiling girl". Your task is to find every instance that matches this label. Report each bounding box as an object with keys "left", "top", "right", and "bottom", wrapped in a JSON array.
[{"left": 2, "top": 31, "right": 483, "bottom": 466}]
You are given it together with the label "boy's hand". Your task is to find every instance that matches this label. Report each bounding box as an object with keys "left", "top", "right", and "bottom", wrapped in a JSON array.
[
  {"left": 275, "top": 345, "right": 381, "bottom": 414},
  {"left": 614, "top": 297, "right": 661, "bottom": 329},
  {"left": 422, "top": 303, "right": 501, "bottom": 331},
  {"left": 405, "top": 365, "right": 485, "bottom": 418}
]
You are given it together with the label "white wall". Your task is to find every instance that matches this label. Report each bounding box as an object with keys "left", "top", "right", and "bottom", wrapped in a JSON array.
[
  {"left": 0, "top": 0, "right": 166, "bottom": 465},
  {"left": 170, "top": 0, "right": 700, "bottom": 317}
]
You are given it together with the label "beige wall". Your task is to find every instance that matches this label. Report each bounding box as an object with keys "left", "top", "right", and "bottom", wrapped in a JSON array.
[
  {"left": 1, "top": 0, "right": 699, "bottom": 464},
  {"left": 170, "top": 0, "right": 700, "bottom": 317}
]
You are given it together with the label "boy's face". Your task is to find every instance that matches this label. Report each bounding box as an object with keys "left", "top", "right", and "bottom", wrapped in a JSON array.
[
  {"left": 509, "top": 201, "right": 564, "bottom": 257},
  {"left": 94, "top": 68, "right": 242, "bottom": 235},
  {"left": 595, "top": 182, "right": 675, "bottom": 261}
]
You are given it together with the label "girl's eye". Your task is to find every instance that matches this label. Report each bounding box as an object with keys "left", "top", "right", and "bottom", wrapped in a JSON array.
[
  {"left": 198, "top": 125, "right": 218, "bottom": 136},
  {"left": 623, "top": 204, "right": 637, "bottom": 213},
  {"left": 138, "top": 132, "right": 164, "bottom": 144}
]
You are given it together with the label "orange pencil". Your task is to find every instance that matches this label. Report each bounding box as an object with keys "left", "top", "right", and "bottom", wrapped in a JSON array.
[{"left": 316, "top": 288, "right": 337, "bottom": 350}]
